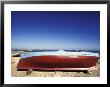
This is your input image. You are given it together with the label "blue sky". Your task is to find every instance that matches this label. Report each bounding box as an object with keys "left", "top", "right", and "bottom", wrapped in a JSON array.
[{"left": 11, "top": 11, "right": 100, "bottom": 50}]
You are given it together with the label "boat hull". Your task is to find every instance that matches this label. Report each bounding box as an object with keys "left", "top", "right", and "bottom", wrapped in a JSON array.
[{"left": 17, "top": 55, "right": 98, "bottom": 70}]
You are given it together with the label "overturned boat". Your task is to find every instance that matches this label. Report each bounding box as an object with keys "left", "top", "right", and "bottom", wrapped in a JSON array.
[{"left": 17, "top": 50, "right": 99, "bottom": 71}]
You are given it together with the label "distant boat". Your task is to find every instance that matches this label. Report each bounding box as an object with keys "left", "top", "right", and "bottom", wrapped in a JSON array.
[
  {"left": 17, "top": 50, "right": 99, "bottom": 71},
  {"left": 12, "top": 52, "right": 22, "bottom": 57}
]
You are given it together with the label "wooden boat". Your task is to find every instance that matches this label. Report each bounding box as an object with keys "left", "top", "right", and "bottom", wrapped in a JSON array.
[{"left": 17, "top": 54, "right": 98, "bottom": 71}]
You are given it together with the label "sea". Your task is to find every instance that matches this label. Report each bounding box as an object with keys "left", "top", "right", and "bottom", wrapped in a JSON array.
[{"left": 16, "top": 50, "right": 100, "bottom": 58}]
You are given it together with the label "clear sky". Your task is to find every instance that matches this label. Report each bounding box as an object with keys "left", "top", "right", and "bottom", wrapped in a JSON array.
[{"left": 11, "top": 11, "right": 100, "bottom": 50}]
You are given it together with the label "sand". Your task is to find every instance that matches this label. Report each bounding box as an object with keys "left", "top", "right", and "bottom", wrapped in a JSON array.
[{"left": 11, "top": 57, "right": 100, "bottom": 77}]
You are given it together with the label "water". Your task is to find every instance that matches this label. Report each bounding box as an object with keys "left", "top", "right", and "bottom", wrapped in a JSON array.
[{"left": 20, "top": 50, "right": 99, "bottom": 58}]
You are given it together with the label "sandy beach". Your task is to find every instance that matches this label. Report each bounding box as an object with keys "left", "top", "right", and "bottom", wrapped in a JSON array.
[{"left": 11, "top": 57, "right": 100, "bottom": 77}]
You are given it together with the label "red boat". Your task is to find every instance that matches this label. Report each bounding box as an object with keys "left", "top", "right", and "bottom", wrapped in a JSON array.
[{"left": 17, "top": 55, "right": 98, "bottom": 71}]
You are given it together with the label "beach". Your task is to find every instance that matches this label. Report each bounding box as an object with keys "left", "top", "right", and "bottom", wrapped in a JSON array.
[{"left": 11, "top": 57, "right": 100, "bottom": 77}]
